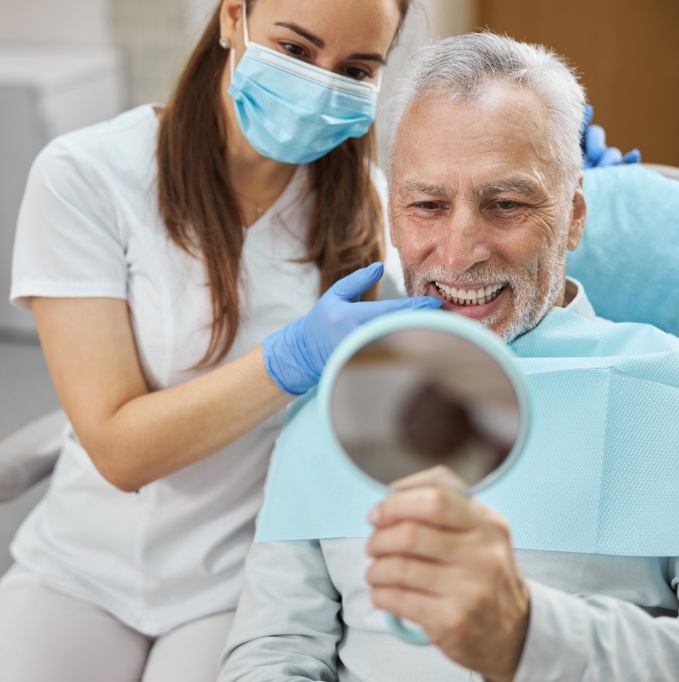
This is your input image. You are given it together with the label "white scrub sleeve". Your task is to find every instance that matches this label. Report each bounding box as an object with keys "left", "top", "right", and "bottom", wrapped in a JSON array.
[{"left": 10, "top": 137, "right": 128, "bottom": 309}]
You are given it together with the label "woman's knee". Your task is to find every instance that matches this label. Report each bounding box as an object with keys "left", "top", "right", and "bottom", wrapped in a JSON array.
[{"left": 0, "top": 564, "right": 150, "bottom": 682}]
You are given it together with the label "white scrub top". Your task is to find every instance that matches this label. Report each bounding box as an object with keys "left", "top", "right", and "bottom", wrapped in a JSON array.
[{"left": 9, "top": 104, "right": 397, "bottom": 635}]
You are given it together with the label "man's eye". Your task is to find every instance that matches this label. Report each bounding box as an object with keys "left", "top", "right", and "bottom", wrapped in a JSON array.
[
  {"left": 495, "top": 200, "right": 521, "bottom": 211},
  {"left": 414, "top": 201, "right": 442, "bottom": 211}
]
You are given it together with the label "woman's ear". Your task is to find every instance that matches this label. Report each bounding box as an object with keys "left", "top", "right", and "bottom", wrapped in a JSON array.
[
  {"left": 220, "top": 0, "right": 245, "bottom": 45},
  {"left": 567, "top": 175, "right": 587, "bottom": 251}
]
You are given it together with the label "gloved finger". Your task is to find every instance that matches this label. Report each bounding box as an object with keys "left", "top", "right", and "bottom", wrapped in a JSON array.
[
  {"left": 622, "top": 149, "right": 641, "bottom": 164},
  {"left": 331, "top": 262, "right": 384, "bottom": 300},
  {"left": 391, "top": 295, "right": 443, "bottom": 310},
  {"left": 597, "top": 146, "right": 623, "bottom": 167},
  {"left": 351, "top": 296, "right": 442, "bottom": 323},
  {"left": 583, "top": 103, "right": 594, "bottom": 128},
  {"left": 584, "top": 124, "right": 606, "bottom": 163}
]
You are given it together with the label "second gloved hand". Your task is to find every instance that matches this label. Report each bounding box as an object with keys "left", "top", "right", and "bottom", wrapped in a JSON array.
[
  {"left": 582, "top": 104, "right": 641, "bottom": 168},
  {"left": 263, "top": 262, "right": 442, "bottom": 396}
]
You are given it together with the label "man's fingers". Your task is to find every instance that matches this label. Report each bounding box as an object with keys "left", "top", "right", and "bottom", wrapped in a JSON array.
[
  {"left": 370, "top": 586, "right": 450, "bottom": 636},
  {"left": 368, "top": 483, "right": 483, "bottom": 531},
  {"left": 366, "top": 519, "right": 460, "bottom": 562},
  {"left": 366, "top": 554, "right": 457, "bottom": 595}
]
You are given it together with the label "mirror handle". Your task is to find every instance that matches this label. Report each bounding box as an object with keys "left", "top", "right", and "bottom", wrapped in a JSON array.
[{"left": 385, "top": 613, "right": 430, "bottom": 646}]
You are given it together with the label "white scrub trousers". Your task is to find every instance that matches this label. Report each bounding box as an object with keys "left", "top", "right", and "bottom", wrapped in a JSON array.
[{"left": 0, "top": 564, "right": 235, "bottom": 682}]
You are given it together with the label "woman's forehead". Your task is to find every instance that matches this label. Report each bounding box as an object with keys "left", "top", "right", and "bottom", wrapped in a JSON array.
[{"left": 250, "top": 0, "right": 403, "bottom": 51}]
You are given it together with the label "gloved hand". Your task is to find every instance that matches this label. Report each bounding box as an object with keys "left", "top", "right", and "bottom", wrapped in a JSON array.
[
  {"left": 582, "top": 104, "right": 641, "bottom": 168},
  {"left": 263, "top": 262, "right": 443, "bottom": 396}
]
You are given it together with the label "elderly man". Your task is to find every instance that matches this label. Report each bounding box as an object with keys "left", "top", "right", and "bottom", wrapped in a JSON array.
[{"left": 220, "top": 33, "right": 679, "bottom": 682}]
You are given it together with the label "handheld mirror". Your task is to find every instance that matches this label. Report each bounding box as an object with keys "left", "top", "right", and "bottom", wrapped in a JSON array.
[{"left": 318, "top": 310, "right": 531, "bottom": 645}]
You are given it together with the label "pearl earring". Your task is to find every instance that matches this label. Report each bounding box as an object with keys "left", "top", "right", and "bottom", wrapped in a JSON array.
[{"left": 219, "top": 37, "right": 231, "bottom": 50}]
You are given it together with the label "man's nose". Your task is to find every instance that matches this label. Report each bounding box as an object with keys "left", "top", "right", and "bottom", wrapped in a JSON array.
[{"left": 438, "top": 206, "right": 492, "bottom": 273}]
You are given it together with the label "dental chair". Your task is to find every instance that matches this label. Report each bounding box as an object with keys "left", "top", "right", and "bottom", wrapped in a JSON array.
[
  {"left": 0, "top": 409, "right": 66, "bottom": 503},
  {"left": 1, "top": 163, "right": 678, "bottom": 508},
  {"left": 566, "top": 163, "right": 679, "bottom": 336}
]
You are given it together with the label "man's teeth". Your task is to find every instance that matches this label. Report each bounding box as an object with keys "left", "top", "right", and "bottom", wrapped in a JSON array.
[{"left": 435, "top": 282, "right": 505, "bottom": 306}]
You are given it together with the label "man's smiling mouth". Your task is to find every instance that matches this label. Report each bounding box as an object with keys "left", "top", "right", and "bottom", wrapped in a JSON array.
[{"left": 434, "top": 282, "right": 507, "bottom": 306}]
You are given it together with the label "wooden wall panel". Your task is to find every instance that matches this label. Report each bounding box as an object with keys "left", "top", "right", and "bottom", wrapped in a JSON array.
[{"left": 475, "top": 0, "right": 679, "bottom": 165}]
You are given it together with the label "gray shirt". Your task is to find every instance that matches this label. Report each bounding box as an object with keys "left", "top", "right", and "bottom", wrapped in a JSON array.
[{"left": 220, "top": 283, "right": 679, "bottom": 681}]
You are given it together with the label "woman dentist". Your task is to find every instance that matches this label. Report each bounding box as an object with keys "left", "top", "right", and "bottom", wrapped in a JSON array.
[{"left": 0, "top": 1, "right": 439, "bottom": 681}]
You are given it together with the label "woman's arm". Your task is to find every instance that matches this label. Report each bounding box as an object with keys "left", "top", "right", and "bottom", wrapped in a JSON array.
[
  {"left": 32, "top": 296, "right": 289, "bottom": 492},
  {"left": 33, "top": 265, "right": 441, "bottom": 491}
]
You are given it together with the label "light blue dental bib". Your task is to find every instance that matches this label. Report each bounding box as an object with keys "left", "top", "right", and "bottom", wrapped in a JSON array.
[{"left": 256, "top": 308, "right": 679, "bottom": 556}]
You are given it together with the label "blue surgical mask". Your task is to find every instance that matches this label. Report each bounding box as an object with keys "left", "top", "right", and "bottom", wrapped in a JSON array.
[{"left": 227, "top": 6, "right": 380, "bottom": 164}]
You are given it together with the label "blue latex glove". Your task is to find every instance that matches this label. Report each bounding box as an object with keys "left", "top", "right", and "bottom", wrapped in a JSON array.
[
  {"left": 582, "top": 104, "right": 641, "bottom": 168},
  {"left": 263, "top": 262, "right": 443, "bottom": 395}
]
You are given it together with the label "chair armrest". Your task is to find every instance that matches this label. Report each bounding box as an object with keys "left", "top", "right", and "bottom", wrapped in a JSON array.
[
  {"left": 0, "top": 409, "right": 67, "bottom": 502},
  {"left": 643, "top": 163, "right": 679, "bottom": 182}
]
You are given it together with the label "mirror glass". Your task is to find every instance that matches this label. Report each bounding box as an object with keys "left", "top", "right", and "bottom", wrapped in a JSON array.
[{"left": 330, "top": 327, "right": 522, "bottom": 492}]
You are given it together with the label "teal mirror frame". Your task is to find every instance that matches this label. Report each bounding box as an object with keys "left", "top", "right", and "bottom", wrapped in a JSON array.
[{"left": 317, "top": 309, "right": 532, "bottom": 645}]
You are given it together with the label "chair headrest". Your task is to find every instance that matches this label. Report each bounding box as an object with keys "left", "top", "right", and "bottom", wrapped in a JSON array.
[{"left": 567, "top": 165, "right": 679, "bottom": 336}]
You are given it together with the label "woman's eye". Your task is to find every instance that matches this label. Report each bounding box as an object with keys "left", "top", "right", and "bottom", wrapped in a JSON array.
[
  {"left": 281, "top": 42, "right": 308, "bottom": 59},
  {"left": 344, "top": 66, "right": 371, "bottom": 81}
]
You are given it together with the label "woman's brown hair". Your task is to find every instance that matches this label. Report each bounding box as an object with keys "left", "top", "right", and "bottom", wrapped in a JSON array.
[{"left": 157, "top": 0, "right": 410, "bottom": 368}]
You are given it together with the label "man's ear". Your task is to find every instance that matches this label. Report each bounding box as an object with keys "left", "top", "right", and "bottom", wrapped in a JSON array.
[
  {"left": 220, "top": 0, "right": 244, "bottom": 45},
  {"left": 567, "top": 174, "right": 587, "bottom": 251}
]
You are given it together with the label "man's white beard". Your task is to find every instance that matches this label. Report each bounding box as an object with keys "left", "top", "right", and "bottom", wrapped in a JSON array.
[{"left": 403, "top": 248, "right": 568, "bottom": 343}]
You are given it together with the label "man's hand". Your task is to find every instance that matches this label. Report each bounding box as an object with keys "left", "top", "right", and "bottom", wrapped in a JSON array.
[{"left": 365, "top": 466, "right": 530, "bottom": 682}]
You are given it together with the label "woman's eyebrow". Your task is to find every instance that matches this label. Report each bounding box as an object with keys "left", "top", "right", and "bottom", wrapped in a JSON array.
[
  {"left": 346, "top": 53, "right": 386, "bottom": 64},
  {"left": 275, "top": 22, "right": 324, "bottom": 48},
  {"left": 274, "top": 22, "right": 386, "bottom": 64}
]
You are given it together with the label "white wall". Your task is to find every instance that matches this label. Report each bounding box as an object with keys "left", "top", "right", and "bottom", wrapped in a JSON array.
[
  {"left": 0, "top": 0, "right": 112, "bottom": 46},
  {"left": 0, "top": 0, "right": 212, "bottom": 107},
  {"left": 184, "top": 0, "right": 219, "bottom": 45},
  {"left": 110, "top": 0, "right": 190, "bottom": 106}
]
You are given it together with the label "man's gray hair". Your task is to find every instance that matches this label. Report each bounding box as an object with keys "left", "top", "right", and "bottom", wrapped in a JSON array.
[{"left": 390, "top": 32, "right": 586, "bottom": 192}]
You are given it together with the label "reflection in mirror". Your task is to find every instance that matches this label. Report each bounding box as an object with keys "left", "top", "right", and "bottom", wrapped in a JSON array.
[{"left": 330, "top": 328, "right": 520, "bottom": 491}]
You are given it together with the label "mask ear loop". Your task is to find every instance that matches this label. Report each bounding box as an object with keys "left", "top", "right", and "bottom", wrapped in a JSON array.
[
  {"left": 242, "top": 1, "right": 251, "bottom": 46},
  {"left": 230, "top": 2, "right": 251, "bottom": 80},
  {"left": 374, "top": 69, "right": 384, "bottom": 93}
]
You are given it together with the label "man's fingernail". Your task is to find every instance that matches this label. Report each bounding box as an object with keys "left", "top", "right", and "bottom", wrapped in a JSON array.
[{"left": 368, "top": 507, "right": 380, "bottom": 524}]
